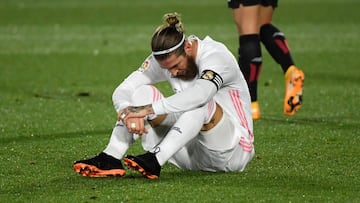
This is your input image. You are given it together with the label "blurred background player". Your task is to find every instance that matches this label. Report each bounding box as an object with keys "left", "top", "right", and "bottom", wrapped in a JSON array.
[{"left": 228, "top": 0, "right": 305, "bottom": 119}]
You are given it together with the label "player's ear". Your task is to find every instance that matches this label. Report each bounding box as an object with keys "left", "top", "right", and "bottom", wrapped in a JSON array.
[{"left": 184, "top": 41, "right": 193, "bottom": 55}]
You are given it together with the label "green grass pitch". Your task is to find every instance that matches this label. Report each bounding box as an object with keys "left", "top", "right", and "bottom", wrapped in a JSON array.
[{"left": 1, "top": 0, "right": 359, "bottom": 202}]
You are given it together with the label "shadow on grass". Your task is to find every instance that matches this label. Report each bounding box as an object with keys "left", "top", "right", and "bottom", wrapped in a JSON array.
[
  {"left": 0, "top": 129, "right": 112, "bottom": 144},
  {"left": 259, "top": 115, "right": 358, "bottom": 130}
]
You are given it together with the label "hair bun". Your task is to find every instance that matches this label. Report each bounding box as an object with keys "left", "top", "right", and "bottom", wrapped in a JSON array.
[{"left": 163, "top": 12, "right": 183, "bottom": 32}]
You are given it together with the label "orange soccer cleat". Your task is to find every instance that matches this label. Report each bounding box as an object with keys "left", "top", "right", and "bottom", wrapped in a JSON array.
[
  {"left": 283, "top": 65, "right": 305, "bottom": 116},
  {"left": 251, "top": 101, "right": 261, "bottom": 120},
  {"left": 73, "top": 152, "right": 126, "bottom": 177},
  {"left": 124, "top": 152, "right": 161, "bottom": 179}
]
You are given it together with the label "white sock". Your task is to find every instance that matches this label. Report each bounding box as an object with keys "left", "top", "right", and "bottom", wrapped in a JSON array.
[
  {"left": 103, "top": 121, "right": 134, "bottom": 160},
  {"left": 142, "top": 112, "right": 179, "bottom": 151},
  {"left": 153, "top": 107, "right": 206, "bottom": 165}
]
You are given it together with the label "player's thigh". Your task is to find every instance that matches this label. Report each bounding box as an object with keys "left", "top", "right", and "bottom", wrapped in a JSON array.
[
  {"left": 259, "top": 4, "right": 275, "bottom": 25},
  {"left": 229, "top": 0, "right": 260, "bottom": 34},
  {"left": 232, "top": 5, "right": 260, "bottom": 34},
  {"left": 199, "top": 111, "right": 238, "bottom": 151}
]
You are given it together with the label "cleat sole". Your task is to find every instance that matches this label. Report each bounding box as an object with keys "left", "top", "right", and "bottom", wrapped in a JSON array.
[
  {"left": 124, "top": 158, "right": 159, "bottom": 179},
  {"left": 73, "top": 163, "right": 125, "bottom": 177}
]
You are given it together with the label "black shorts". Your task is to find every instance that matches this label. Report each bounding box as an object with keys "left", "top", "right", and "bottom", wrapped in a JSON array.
[{"left": 228, "top": 0, "right": 278, "bottom": 8}]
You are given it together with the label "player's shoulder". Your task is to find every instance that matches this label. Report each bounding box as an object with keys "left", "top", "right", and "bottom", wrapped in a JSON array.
[{"left": 138, "top": 54, "right": 161, "bottom": 72}]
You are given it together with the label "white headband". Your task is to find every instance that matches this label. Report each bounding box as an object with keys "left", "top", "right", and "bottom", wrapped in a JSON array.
[{"left": 152, "top": 34, "right": 186, "bottom": 56}]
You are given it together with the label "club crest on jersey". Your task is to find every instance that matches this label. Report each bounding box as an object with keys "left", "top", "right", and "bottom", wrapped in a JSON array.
[
  {"left": 201, "top": 70, "right": 214, "bottom": 80},
  {"left": 200, "top": 69, "right": 223, "bottom": 90}
]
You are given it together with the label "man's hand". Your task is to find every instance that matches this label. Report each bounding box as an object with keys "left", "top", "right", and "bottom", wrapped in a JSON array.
[
  {"left": 125, "top": 117, "right": 147, "bottom": 135},
  {"left": 118, "top": 104, "right": 154, "bottom": 135}
]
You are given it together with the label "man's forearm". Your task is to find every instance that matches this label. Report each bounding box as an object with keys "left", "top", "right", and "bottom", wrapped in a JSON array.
[{"left": 127, "top": 104, "right": 154, "bottom": 116}]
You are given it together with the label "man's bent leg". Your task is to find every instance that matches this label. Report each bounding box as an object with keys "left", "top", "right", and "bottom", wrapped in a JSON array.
[{"left": 124, "top": 106, "right": 208, "bottom": 178}]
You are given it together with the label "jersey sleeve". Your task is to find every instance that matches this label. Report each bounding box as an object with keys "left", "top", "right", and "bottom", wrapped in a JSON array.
[
  {"left": 152, "top": 78, "right": 218, "bottom": 115},
  {"left": 112, "top": 55, "right": 166, "bottom": 112},
  {"left": 152, "top": 47, "right": 234, "bottom": 115}
]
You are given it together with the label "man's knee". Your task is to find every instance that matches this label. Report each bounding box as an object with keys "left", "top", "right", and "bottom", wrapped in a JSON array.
[{"left": 131, "top": 85, "right": 164, "bottom": 106}]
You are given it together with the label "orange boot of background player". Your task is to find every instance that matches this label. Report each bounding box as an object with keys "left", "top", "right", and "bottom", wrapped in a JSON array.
[
  {"left": 283, "top": 65, "right": 305, "bottom": 116},
  {"left": 251, "top": 101, "right": 261, "bottom": 120}
]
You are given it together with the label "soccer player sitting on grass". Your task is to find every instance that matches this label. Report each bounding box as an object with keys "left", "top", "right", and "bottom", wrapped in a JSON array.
[{"left": 73, "top": 12, "right": 255, "bottom": 179}]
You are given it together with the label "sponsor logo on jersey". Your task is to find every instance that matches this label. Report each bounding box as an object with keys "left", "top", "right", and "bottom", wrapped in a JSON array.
[{"left": 138, "top": 56, "right": 152, "bottom": 72}]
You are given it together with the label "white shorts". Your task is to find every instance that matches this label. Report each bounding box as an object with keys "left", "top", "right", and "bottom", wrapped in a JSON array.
[
  {"left": 143, "top": 111, "right": 254, "bottom": 172},
  {"left": 169, "top": 141, "right": 254, "bottom": 172},
  {"left": 168, "top": 112, "right": 254, "bottom": 172}
]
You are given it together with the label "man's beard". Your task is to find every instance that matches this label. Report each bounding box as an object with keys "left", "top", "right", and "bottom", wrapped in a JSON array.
[{"left": 176, "top": 56, "right": 198, "bottom": 81}]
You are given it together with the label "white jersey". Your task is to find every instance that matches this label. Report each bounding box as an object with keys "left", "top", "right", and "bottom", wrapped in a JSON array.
[{"left": 113, "top": 35, "right": 254, "bottom": 149}]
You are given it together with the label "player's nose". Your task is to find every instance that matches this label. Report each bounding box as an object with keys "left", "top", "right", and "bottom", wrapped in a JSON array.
[{"left": 170, "top": 69, "right": 178, "bottom": 76}]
